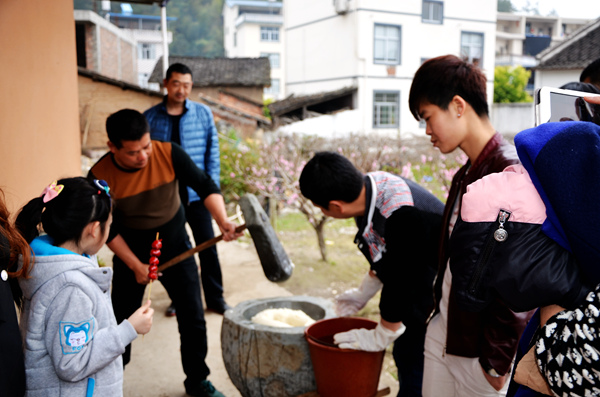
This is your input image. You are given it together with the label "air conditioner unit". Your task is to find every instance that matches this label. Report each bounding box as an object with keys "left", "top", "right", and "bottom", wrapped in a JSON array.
[{"left": 334, "top": 0, "right": 349, "bottom": 15}]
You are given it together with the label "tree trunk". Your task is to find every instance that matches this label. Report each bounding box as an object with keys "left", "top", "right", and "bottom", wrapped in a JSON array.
[
  {"left": 267, "top": 196, "right": 277, "bottom": 229},
  {"left": 315, "top": 218, "right": 328, "bottom": 262}
]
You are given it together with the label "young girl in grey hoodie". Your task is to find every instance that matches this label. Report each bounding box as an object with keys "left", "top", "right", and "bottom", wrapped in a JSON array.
[{"left": 15, "top": 177, "right": 154, "bottom": 397}]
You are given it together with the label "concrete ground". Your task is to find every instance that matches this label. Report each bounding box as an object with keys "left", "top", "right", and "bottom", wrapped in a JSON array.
[{"left": 99, "top": 238, "right": 399, "bottom": 397}]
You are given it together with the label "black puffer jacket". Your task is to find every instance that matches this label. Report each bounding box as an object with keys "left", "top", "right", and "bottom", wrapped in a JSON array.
[{"left": 449, "top": 164, "right": 590, "bottom": 314}]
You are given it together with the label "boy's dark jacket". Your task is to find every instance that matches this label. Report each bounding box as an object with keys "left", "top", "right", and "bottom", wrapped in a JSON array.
[
  {"left": 433, "top": 132, "right": 531, "bottom": 376},
  {"left": 453, "top": 121, "right": 600, "bottom": 318},
  {"left": 449, "top": 163, "right": 590, "bottom": 314}
]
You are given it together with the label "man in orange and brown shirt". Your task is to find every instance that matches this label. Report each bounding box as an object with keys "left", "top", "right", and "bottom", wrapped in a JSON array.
[{"left": 89, "top": 109, "right": 241, "bottom": 397}]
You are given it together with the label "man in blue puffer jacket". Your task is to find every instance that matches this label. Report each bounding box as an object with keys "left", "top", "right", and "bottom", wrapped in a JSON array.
[{"left": 144, "top": 63, "right": 230, "bottom": 315}]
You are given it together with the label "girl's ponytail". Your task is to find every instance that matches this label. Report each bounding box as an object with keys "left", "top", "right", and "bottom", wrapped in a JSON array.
[
  {"left": 15, "top": 178, "right": 112, "bottom": 246},
  {"left": 15, "top": 197, "right": 45, "bottom": 244}
]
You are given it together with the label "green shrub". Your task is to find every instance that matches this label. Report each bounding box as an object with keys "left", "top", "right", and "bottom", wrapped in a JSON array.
[{"left": 494, "top": 65, "right": 533, "bottom": 103}]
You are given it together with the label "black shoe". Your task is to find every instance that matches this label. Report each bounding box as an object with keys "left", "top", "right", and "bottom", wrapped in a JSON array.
[
  {"left": 186, "top": 380, "right": 225, "bottom": 397},
  {"left": 206, "top": 302, "right": 231, "bottom": 315},
  {"left": 165, "top": 303, "right": 176, "bottom": 317}
]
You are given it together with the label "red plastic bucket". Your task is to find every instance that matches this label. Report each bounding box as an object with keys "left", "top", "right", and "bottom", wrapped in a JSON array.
[{"left": 304, "top": 317, "right": 385, "bottom": 397}]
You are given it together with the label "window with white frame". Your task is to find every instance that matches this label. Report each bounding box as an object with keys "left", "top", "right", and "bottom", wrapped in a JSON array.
[
  {"left": 138, "top": 43, "right": 156, "bottom": 60},
  {"left": 260, "top": 52, "right": 280, "bottom": 69},
  {"left": 461, "top": 32, "right": 484, "bottom": 66},
  {"left": 260, "top": 26, "right": 279, "bottom": 42},
  {"left": 373, "top": 91, "right": 399, "bottom": 128},
  {"left": 264, "top": 79, "right": 280, "bottom": 95},
  {"left": 422, "top": 1, "right": 443, "bottom": 24},
  {"left": 374, "top": 24, "right": 401, "bottom": 64}
]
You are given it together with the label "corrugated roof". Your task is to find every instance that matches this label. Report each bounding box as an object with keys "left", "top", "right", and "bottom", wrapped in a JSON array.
[
  {"left": 536, "top": 18, "right": 600, "bottom": 70},
  {"left": 148, "top": 56, "right": 271, "bottom": 87}
]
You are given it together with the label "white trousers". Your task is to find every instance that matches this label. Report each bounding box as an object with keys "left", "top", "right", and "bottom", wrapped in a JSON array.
[{"left": 422, "top": 313, "right": 510, "bottom": 397}]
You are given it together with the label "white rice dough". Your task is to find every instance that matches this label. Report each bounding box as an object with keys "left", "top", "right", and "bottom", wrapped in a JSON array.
[{"left": 251, "top": 308, "right": 316, "bottom": 328}]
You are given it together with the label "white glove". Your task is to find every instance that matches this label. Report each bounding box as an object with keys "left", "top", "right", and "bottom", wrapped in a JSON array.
[
  {"left": 335, "top": 272, "right": 383, "bottom": 316},
  {"left": 334, "top": 322, "right": 406, "bottom": 352}
]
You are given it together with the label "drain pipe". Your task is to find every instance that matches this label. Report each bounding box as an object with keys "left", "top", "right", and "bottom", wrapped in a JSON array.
[{"left": 161, "top": 0, "right": 170, "bottom": 90}]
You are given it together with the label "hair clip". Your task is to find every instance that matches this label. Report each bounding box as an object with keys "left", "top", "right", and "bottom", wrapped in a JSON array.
[
  {"left": 94, "top": 179, "right": 111, "bottom": 198},
  {"left": 41, "top": 180, "right": 64, "bottom": 203}
]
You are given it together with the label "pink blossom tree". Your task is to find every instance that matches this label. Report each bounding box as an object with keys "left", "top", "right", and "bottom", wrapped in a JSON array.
[{"left": 222, "top": 132, "right": 465, "bottom": 261}]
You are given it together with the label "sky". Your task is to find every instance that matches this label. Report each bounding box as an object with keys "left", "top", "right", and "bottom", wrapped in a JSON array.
[{"left": 509, "top": 0, "right": 600, "bottom": 20}]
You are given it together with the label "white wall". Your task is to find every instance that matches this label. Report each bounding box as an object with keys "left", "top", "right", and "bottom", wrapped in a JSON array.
[
  {"left": 222, "top": 3, "right": 239, "bottom": 57},
  {"left": 285, "top": 2, "right": 359, "bottom": 94},
  {"left": 534, "top": 69, "right": 583, "bottom": 91}
]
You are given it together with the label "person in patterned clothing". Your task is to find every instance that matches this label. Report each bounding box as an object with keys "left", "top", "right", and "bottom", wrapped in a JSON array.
[{"left": 299, "top": 151, "right": 444, "bottom": 397}]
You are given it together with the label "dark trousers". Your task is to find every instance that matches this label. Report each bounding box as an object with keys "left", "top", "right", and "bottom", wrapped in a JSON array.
[
  {"left": 393, "top": 325, "right": 426, "bottom": 397},
  {"left": 111, "top": 254, "right": 210, "bottom": 390},
  {"left": 184, "top": 200, "right": 225, "bottom": 308}
]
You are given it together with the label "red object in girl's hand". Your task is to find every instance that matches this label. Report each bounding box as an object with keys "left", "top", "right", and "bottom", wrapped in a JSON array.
[
  {"left": 149, "top": 235, "right": 161, "bottom": 281},
  {"left": 151, "top": 239, "right": 163, "bottom": 250}
]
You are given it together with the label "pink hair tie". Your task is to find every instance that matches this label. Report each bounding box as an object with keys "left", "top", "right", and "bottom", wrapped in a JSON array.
[{"left": 41, "top": 180, "right": 64, "bottom": 203}]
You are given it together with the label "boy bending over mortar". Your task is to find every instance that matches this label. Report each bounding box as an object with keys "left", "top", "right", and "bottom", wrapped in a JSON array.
[{"left": 299, "top": 152, "right": 443, "bottom": 397}]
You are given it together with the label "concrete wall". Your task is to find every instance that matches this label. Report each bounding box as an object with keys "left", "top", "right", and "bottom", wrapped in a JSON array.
[
  {"left": 0, "top": 0, "right": 81, "bottom": 213},
  {"left": 78, "top": 75, "right": 163, "bottom": 150},
  {"left": 490, "top": 102, "right": 535, "bottom": 136}
]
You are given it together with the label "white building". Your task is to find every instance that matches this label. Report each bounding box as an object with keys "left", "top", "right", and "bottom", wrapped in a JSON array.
[
  {"left": 283, "top": 0, "right": 497, "bottom": 138},
  {"left": 496, "top": 12, "right": 590, "bottom": 68},
  {"left": 223, "top": 0, "right": 284, "bottom": 100}
]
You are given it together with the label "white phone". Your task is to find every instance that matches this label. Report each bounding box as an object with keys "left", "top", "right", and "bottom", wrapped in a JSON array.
[{"left": 535, "top": 86, "right": 600, "bottom": 126}]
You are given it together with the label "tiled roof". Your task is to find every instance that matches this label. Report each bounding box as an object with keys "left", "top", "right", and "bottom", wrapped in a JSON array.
[
  {"left": 536, "top": 18, "right": 600, "bottom": 70},
  {"left": 78, "top": 67, "right": 162, "bottom": 97},
  {"left": 268, "top": 86, "right": 357, "bottom": 116},
  {"left": 149, "top": 56, "right": 271, "bottom": 87}
]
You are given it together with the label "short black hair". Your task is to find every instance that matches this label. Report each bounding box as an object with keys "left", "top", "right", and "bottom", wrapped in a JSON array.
[
  {"left": 299, "top": 152, "right": 364, "bottom": 209},
  {"left": 560, "top": 81, "right": 600, "bottom": 94},
  {"left": 166, "top": 63, "right": 193, "bottom": 81},
  {"left": 580, "top": 58, "right": 600, "bottom": 87},
  {"left": 409, "top": 54, "right": 489, "bottom": 120},
  {"left": 106, "top": 109, "right": 150, "bottom": 148}
]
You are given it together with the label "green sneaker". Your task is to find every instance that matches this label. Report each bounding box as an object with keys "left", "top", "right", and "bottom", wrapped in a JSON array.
[{"left": 186, "top": 380, "right": 225, "bottom": 397}]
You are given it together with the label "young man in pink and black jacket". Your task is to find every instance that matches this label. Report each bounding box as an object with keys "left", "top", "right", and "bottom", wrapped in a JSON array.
[{"left": 409, "top": 55, "right": 533, "bottom": 396}]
